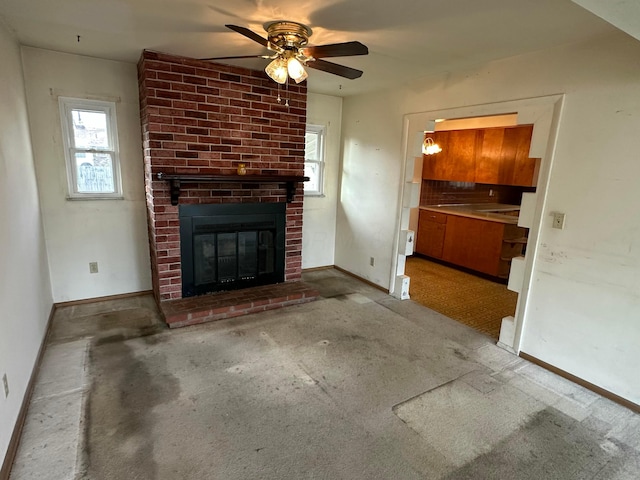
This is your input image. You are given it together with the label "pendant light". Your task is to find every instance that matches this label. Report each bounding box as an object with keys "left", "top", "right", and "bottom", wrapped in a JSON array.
[{"left": 422, "top": 137, "right": 442, "bottom": 155}]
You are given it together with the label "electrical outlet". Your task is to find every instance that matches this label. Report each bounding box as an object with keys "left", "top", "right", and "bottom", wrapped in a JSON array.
[
  {"left": 552, "top": 212, "right": 566, "bottom": 230},
  {"left": 2, "top": 373, "right": 8, "bottom": 398},
  {"left": 370, "top": 257, "right": 375, "bottom": 267},
  {"left": 89, "top": 262, "right": 99, "bottom": 274}
]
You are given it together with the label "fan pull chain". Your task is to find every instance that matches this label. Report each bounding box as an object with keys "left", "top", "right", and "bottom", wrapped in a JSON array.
[
  {"left": 284, "top": 80, "right": 289, "bottom": 107},
  {"left": 276, "top": 83, "right": 282, "bottom": 104}
]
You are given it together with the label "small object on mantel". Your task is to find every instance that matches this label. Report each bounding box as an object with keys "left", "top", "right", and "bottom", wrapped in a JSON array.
[
  {"left": 156, "top": 172, "right": 309, "bottom": 205},
  {"left": 237, "top": 163, "right": 247, "bottom": 175}
]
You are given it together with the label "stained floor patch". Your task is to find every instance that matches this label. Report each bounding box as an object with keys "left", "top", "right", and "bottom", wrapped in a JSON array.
[
  {"left": 443, "top": 407, "right": 636, "bottom": 480},
  {"left": 78, "top": 338, "right": 181, "bottom": 479}
]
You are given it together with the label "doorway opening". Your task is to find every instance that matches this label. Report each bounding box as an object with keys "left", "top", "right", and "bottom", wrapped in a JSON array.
[
  {"left": 410, "top": 115, "right": 536, "bottom": 338},
  {"left": 392, "top": 96, "right": 563, "bottom": 352}
]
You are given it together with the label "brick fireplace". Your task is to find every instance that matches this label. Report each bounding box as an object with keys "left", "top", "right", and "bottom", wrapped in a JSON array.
[{"left": 138, "top": 50, "right": 318, "bottom": 327}]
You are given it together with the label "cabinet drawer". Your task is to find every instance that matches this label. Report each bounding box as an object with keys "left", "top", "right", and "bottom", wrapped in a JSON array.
[{"left": 421, "top": 211, "right": 447, "bottom": 224}]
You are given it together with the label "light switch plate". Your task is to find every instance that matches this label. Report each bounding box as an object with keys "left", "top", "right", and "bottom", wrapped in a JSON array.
[{"left": 552, "top": 212, "right": 566, "bottom": 230}]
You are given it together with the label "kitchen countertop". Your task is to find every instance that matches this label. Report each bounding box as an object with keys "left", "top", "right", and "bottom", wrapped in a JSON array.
[{"left": 419, "top": 203, "right": 521, "bottom": 224}]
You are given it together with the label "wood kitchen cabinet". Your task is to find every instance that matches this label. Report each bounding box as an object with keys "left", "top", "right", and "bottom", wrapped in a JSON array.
[
  {"left": 418, "top": 210, "right": 527, "bottom": 278},
  {"left": 441, "top": 215, "right": 504, "bottom": 276},
  {"left": 422, "top": 130, "right": 477, "bottom": 183},
  {"left": 423, "top": 125, "right": 538, "bottom": 187},
  {"left": 504, "top": 125, "right": 538, "bottom": 186},
  {"left": 421, "top": 131, "right": 449, "bottom": 181},
  {"left": 476, "top": 125, "right": 538, "bottom": 186},
  {"left": 416, "top": 210, "right": 447, "bottom": 258}
]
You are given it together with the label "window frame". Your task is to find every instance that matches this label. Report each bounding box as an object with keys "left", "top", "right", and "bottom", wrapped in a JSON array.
[
  {"left": 58, "top": 97, "right": 123, "bottom": 200},
  {"left": 304, "top": 124, "right": 326, "bottom": 197}
]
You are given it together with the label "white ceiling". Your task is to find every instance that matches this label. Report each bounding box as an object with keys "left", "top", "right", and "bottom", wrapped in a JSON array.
[{"left": 0, "top": 0, "right": 628, "bottom": 96}]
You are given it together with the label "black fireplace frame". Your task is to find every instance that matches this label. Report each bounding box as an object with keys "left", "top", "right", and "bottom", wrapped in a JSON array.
[{"left": 179, "top": 202, "right": 286, "bottom": 297}]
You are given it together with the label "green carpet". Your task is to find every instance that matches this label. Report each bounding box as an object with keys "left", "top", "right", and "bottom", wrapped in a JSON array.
[{"left": 405, "top": 256, "right": 517, "bottom": 339}]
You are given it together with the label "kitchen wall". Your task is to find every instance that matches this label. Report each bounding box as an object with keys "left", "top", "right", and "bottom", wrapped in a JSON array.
[
  {"left": 0, "top": 25, "right": 53, "bottom": 468},
  {"left": 21, "top": 47, "right": 152, "bottom": 302},
  {"left": 337, "top": 30, "right": 640, "bottom": 404},
  {"left": 302, "top": 93, "right": 342, "bottom": 269}
]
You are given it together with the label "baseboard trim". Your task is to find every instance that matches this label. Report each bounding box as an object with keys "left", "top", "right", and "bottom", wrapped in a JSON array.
[
  {"left": 0, "top": 303, "right": 56, "bottom": 480},
  {"left": 333, "top": 266, "right": 388, "bottom": 293},
  {"left": 519, "top": 352, "right": 640, "bottom": 414},
  {"left": 301, "top": 265, "right": 334, "bottom": 273},
  {"left": 54, "top": 289, "right": 153, "bottom": 308}
]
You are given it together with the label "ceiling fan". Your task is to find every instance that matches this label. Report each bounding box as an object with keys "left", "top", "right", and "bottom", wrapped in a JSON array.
[{"left": 203, "top": 21, "right": 368, "bottom": 84}]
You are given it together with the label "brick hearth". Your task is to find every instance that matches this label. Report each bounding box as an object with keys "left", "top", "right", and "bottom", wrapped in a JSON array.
[
  {"left": 160, "top": 282, "right": 319, "bottom": 329},
  {"left": 137, "top": 50, "right": 315, "bottom": 327}
]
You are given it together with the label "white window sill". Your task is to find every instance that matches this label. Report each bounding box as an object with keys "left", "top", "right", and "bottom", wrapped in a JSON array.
[{"left": 66, "top": 196, "right": 125, "bottom": 201}]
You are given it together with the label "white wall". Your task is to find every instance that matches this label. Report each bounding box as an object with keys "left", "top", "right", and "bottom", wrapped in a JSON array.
[
  {"left": 302, "top": 93, "right": 342, "bottom": 269},
  {"left": 22, "top": 48, "right": 151, "bottom": 302},
  {"left": 0, "top": 24, "right": 53, "bottom": 466},
  {"left": 337, "top": 31, "right": 640, "bottom": 404}
]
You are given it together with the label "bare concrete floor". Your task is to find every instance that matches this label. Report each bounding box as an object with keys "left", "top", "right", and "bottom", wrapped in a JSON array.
[{"left": 9, "top": 269, "right": 640, "bottom": 479}]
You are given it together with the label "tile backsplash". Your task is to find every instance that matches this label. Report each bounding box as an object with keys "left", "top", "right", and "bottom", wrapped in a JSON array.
[{"left": 421, "top": 180, "right": 535, "bottom": 206}]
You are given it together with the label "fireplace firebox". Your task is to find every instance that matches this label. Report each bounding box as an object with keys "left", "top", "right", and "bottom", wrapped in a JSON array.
[{"left": 179, "top": 203, "right": 286, "bottom": 298}]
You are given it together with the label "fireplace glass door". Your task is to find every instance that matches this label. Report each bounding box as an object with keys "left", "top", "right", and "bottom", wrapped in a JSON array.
[{"left": 180, "top": 203, "right": 285, "bottom": 297}]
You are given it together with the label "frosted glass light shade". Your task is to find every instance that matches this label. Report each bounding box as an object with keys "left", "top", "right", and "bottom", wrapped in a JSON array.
[
  {"left": 287, "top": 57, "right": 308, "bottom": 83},
  {"left": 265, "top": 57, "right": 288, "bottom": 84}
]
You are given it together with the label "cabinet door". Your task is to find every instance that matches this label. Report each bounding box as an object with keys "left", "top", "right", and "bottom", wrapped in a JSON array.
[
  {"left": 422, "top": 131, "right": 450, "bottom": 180},
  {"left": 416, "top": 211, "right": 447, "bottom": 258},
  {"left": 499, "top": 125, "right": 537, "bottom": 186},
  {"left": 475, "top": 127, "right": 505, "bottom": 184},
  {"left": 441, "top": 215, "right": 504, "bottom": 276},
  {"left": 445, "top": 130, "right": 477, "bottom": 182}
]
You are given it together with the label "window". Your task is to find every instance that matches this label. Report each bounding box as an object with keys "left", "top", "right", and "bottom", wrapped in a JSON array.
[
  {"left": 304, "top": 125, "right": 326, "bottom": 196},
  {"left": 59, "top": 97, "right": 122, "bottom": 199}
]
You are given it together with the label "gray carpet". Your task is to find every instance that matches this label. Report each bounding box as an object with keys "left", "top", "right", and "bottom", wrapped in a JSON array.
[{"left": 11, "top": 269, "right": 640, "bottom": 480}]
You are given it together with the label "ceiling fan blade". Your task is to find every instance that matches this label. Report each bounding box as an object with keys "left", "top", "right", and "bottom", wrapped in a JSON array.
[
  {"left": 226, "top": 24, "right": 270, "bottom": 48},
  {"left": 201, "top": 55, "right": 270, "bottom": 61},
  {"left": 306, "top": 59, "right": 363, "bottom": 79},
  {"left": 302, "top": 41, "right": 368, "bottom": 59}
]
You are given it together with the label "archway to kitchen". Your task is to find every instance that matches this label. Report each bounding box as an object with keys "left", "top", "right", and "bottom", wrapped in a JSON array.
[{"left": 390, "top": 95, "right": 563, "bottom": 353}]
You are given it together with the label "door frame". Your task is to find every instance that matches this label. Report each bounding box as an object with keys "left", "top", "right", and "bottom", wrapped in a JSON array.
[{"left": 390, "top": 95, "right": 564, "bottom": 353}]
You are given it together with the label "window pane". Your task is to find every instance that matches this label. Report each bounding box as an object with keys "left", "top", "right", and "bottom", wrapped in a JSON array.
[
  {"left": 75, "top": 152, "right": 115, "bottom": 193},
  {"left": 72, "top": 109, "right": 110, "bottom": 149},
  {"left": 304, "top": 162, "right": 320, "bottom": 193},
  {"left": 305, "top": 131, "right": 319, "bottom": 161}
]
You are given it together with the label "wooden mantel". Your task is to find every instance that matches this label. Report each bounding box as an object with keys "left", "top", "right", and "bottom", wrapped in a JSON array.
[{"left": 156, "top": 173, "right": 310, "bottom": 205}]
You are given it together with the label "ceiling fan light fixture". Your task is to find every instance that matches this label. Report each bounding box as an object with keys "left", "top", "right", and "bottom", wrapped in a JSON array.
[
  {"left": 265, "top": 57, "right": 288, "bottom": 84},
  {"left": 287, "top": 57, "right": 308, "bottom": 83}
]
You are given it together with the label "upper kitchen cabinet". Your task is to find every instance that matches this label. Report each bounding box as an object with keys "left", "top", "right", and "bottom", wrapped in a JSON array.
[
  {"left": 497, "top": 125, "right": 538, "bottom": 187},
  {"left": 423, "top": 125, "right": 539, "bottom": 187},
  {"left": 422, "top": 130, "right": 477, "bottom": 183},
  {"left": 505, "top": 125, "right": 539, "bottom": 187},
  {"left": 422, "top": 131, "right": 449, "bottom": 181},
  {"left": 475, "top": 127, "right": 505, "bottom": 184}
]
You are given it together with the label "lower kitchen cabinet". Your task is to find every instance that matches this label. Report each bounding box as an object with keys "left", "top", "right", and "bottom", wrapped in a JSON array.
[
  {"left": 417, "top": 210, "right": 527, "bottom": 278},
  {"left": 441, "top": 215, "right": 504, "bottom": 275},
  {"left": 416, "top": 210, "right": 447, "bottom": 258}
]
